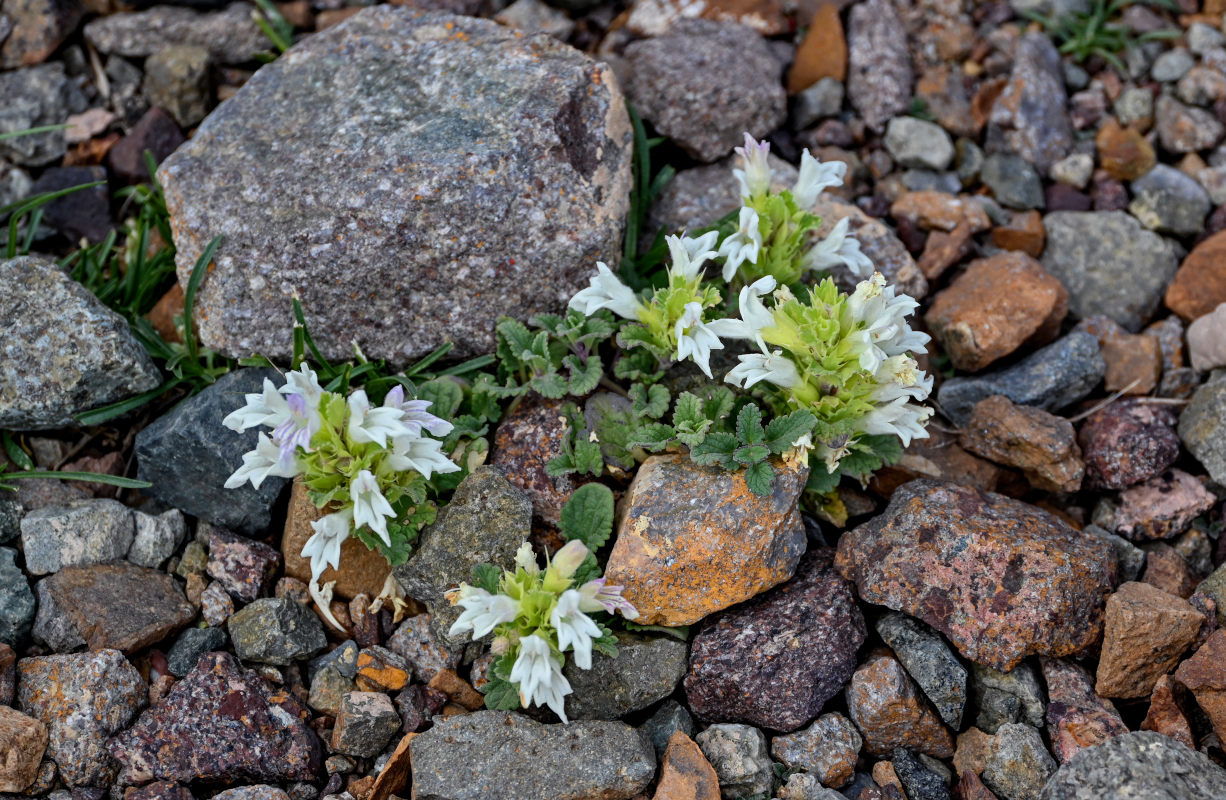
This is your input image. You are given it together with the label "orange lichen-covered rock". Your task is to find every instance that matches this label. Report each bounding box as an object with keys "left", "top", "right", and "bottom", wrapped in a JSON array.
[
  {"left": 1174, "top": 628, "right": 1226, "bottom": 741},
  {"left": 654, "top": 731, "right": 721, "bottom": 800},
  {"left": 282, "top": 479, "right": 391, "bottom": 601},
  {"left": 846, "top": 650, "right": 955, "bottom": 758},
  {"left": 603, "top": 454, "right": 808, "bottom": 627},
  {"left": 1095, "top": 582, "right": 1202, "bottom": 699}
]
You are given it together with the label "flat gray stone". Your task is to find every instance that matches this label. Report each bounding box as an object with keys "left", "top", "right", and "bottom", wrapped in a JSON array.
[
  {"left": 1129, "top": 164, "right": 1210, "bottom": 236},
  {"left": 695, "top": 723, "right": 773, "bottom": 799},
  {"left": 1040, "top": 731, "right": 1226, "bottom": 799},
  {"left": 1179, "top": 369, "right": 1226, "bottom": 485},
  {"left": 0, "top": 257, "right": 161, "bottom": 429},
  {"left": 876, "top": 612, "right": 966, "bottom": 729},
  {"left": 884, "top": 116, "right": 954, "bottom": 171},
  {"left": 987, "top": 33, "right": 1073, "bottom": 171},
  {"left": 127, "top": 508, "right": 187, "bottom": 569},
  {"left": 20, "top": 499, "right": 135, "bottom": 576},
  {"left": 84, "top": 2, "right": 270, "bottom": 64},
  {"left": 227, "top": 598, "right": 327, "bottom": 665},
  {"left": 0, "top": 547, "right": 34, "bottom": 647},
  {"left": 158, "top": 8, "right": 631, "bottom": 364},
  {"left": 31, "top": 576, "right": 85, "bottom": 653},
  {"left": 0, "top": 63, "right": 84, "bottom": 166},
  {"left": 563, "top": 632, "right": 688, "bottom": 721}
]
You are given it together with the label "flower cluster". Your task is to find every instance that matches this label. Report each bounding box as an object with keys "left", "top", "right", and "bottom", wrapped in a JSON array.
[
  {"left": 223, "top": 367, "right": 459, "bottom": 622},
  {"left": 447, "top": 540, "right": 637, "bottom": 722}
]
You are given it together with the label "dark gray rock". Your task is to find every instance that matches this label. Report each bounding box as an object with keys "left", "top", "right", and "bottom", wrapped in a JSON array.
[
  {"left": 307, "top": 639, "right": 360, "bottom": 682},
  {"left": 640, "top": 700, "right": 695, "bottom": 758},
  {"left": 408, "top": 711, "right": 655, "bottom": 800},
  {"left": 158, "top": 8, "right": 631, "bottom": 364},
  {"left": 166, "top": 626, "right": 228, "bottom": 677},
  {"left": 0, "top": 63, "right": 84, "bottom": 166},
  {"left": 846, "top": 0, "right": 912, "bottom": 130},
  {"left": 1041, "top": 211, "right": 1178, "bottom": 331},
  {"left": 20, "top": 499, "right": 134, "bottom": 575},
  {"left": 134, "top": 368, "right": 289, "bottom": 535},
  {"left": 563, "top": 632, "right": 687, "bottom": 721},
  {"left": 936, "top": 331, "right": 1106, "bottom": 426},
  {"left": 84, "top": 2, "right": 270, "bottom": 64},
  {"left": 983, "top": 724, "right": 1056, "bottom": 800},
  {"left": 393, "top": 467, "right": 532, "bottom": 646},
  {"left": 695, "top": 723, "right": 773, "bottom": 799},
  {"left": 972, "top": 663, "right": 1046, "bottom": 734},
  {"left": 127, "top": 508, "right": 187, "bottom": 569},
  {"left": 28, "top": 166, "right": 112, "bottom": 243},
  {"left": 1179, "top": 369, "right": 1226, "bottom": 485},
  {"left": 1039, "top": 731, "right": 1226, "bottom": 799},
  {"left": 892, "top": 749, "right": 951, "bottom": 800},
  {"left": 0, "top": 495, "right": 20, "bottom": 544},
  {"left": 623, "top": 19, "right": 784, "bottom": 162},
  {"left": 0, "top": 547, "right": 34, "bottom": 646},
  {"left": 31, "top": 576, "right": 85, "bottom": 652},
  {"left": 0, "top": 257, "right": 162, "bottom": 430},
  {"left": 228, "top": 598, "right": 327, "bottom": 665},
  {"left": 792, "top": 77, "right": 843, "bottom": 129},
  {"left": 981, "top": 153, "right": 1045, "bottom": 210},
  {"left": 1129, "top": 164, "right": 1209, "bottom": 236},
  {"left": 875, "top": 612, "right": 966, "bottom": 729},
  {"left": 987, "top": 33, "right": 1073, "bottom": 171},
  {"left": 330, "top": 692, "right": 400, "bottom": 759},
  {"left": 211, "top": 788, "right": 289, "bottom": 800},
  {"left": 384, "top": 614, "right": 462, "bottom": 683}
]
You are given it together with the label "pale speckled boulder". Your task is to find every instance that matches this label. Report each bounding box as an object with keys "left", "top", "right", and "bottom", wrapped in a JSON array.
[{"left": 159, "top": 7, "right": 632, "bottom": 364}]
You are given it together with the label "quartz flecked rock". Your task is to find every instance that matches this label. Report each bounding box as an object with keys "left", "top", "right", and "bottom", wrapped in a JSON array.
[
  {"left": 18, "top": 649, "right": 146, "bottom": 788},
  {"left": 835, "top": 480, "right": 1117, "bottom": 671},
  {"left": 604, "top": 454, "right": 807, "bottom": 627},
  {"left": 227, "top": 598, "right": 327, "bottom": 665},
  {"left": 0, "top": 257, "right": 161, "bottom": 430},
  {"left": 1038, "top": 731, "right": 1226, "bottom": 799},
  {"left": 623, "top": 19, "right": 784, "bottom": 162},
  {"left": 684, "top": 549, "right": 863, "bottom": 732},
  {"left": 846, "top": 0, "right": 912, "bottom": 130},
  {"left": 491, "top": 395, "right": 579, "bottom": 527},
  {"left": 20, "top": 500, "right": 134, "bottom": 576},
  {"left": 770, "top": 713, "right": 862, "bottom": 788},
  {"left": 84, "top": 3, "right": 270, "bottom": 64},
  {"left": 1040, "top": 211, "right": 1179, "bottom": 331},
  {"left": 695, "top": 724, "right": 773, "bottom": 799},
  {"left": 1129, "top": 164, "right": 1210, "bottom": 237},
  {"left": 134, "top": 368, "right": 289, "bottom": 536},
  {"left": 206, "top": 526, "right": 281, "bottom": 602},
  {"left": 128, "top": 509, "right": 187, "bottom": 569},
  {"left": 1180, "top": 370, "right": 1226, "bottom": 485},
  {"left": 845, "top": 650, "right": 955, "bottom": 759},
  {"left": 563, "top": 632, "right": 687, "bottom": 721},
  {"left": 331, "top": 692, "right": 400, "bottom": 759},
  {"left": 1078, "top": 401, "right": 1179, "bottom": 490},
  {"left": 159, "top": 8, "right": 631, "bottom": 364},
  {"left": 409, "top": 711, "right": 655, "bottom": 800},
  {"left": 875, "top": 612, "right": 966, "bottom": 729},
  {"left": 982, "top": 724, "right": 1056, "bottom": 800},
  {"left": 166, "top": 627, "right": 229, "bottom": 677},
  {"left": 1042, "top": 658, "right": 1127, "bottom": 764},
  {"left": 987, "top": 33, "right": 1073, "bottom": 171},
  {"left": 971, "top": 662, "right": 1045, "bottom": 734},
  {"left": 384, "top": 613, "right": 462, "bottom": 683},
  {"left": 30, "top": 577, "right": 84, "bottom": 653},
  {"left": 109, "top": 652, "right": 321, "bottom": 785}
]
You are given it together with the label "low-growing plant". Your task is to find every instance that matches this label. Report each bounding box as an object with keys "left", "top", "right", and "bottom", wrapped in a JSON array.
[{"left": 1023, "top": 0, "right": 1180, "bottom": 72}]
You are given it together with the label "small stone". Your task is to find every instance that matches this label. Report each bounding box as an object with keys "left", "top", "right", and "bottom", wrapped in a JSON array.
[
  {"left": 0, "top": 495, "right": 19, "bottom": 544},
  {"left": 19, "top": 499, "right": 133, "bottom": 576},
  {"left": 876, "top": 612, "right": 967, "bottom": 729},
  {"left": 106, "top": 108, "right": 185, "bottom": 185},
  {"left": 307, "top": 666, "right": 354, "bottom": 716},
  {"left": 1095, "top": 581, "right": 1201, "bottom": 698},
  {"left": 1180, "top": 370, "right": 1226, "bottom": 485},
  {"left": 1156, "top": 95, "right": 1224, "bottom": 153},
  {"left": 0, "top": 0, "right": 81, "bottom": 69},
  {"left": 0, "top": 705, "right": 47, "bottom": 792},
  {"left": 991, "top": 210, "right": 1046, "bottom": 257},
  {"left": 1140, "top": 544, "right": 1198, "bottom": 598},
  {"left": 770, "top": 713, "right": 861, "bottom": 788},
  {"left": 128, "top": 509, "right": 187, "bottom": 569},
  {"left": 623, "top": 0, "right": 789, "bottom": 37},
  {"left": 383, "top": 614, "right": 461, "bottom": 684},
  {"left": 959, "top": 395, "right": 1084, "bottom": 492},
  {"left": 1188, "top": 302, "right": 1226, "bottom": 372},
  {"left": 564, "top": 632, "right": 686, "bottom": 721},
  {"left": 143, "top": 45, "right": 212, "bottom": 128},
  {"left": 0, "top": 548, "right": 33, "bottom": 647},
  {"left": 206, "top": 526, "right": 281, "bottom": 602},
  {"left": 846, "top": 650, "right": 954, "bottom": 758},
  {"left": 954, "top": 728, "right": 992, "bottom": 777},
  {"left": 1114, "top": 87, "right": 1154, "bottom": 127},
  {"left": 1095, "top": 119, "right": 1155, "bottom": 181},
  {"left": 871, "top": 427, "right": 1002, "bottom": 496},
  {"left": 84, "top": 3, "right": 270, "bottom": 64},
  {"left": 1079, "top": 317, "right": 1162, "bottom": 395},
  {"left": 885, "top": 117, "right": 955, "bottom": 171},
  {"left": 1040, "top": 658, "right": 1127, "bottom": 764},
  {"left": 787, "top": 3, "right": 846, "bottom": 92},
  {"left": 641, "top": 700, "right": 695, "bottom": 758},
  {"left": 919, "top": 220, "right": 976, "bottom": 280},
  {"left": 200, "top": 581, "right": 235, "bottom": 627},
  {"left": 846, "top": 0, "right": 912, "bottom": 131},
  {"left": 1195, "top": 163, "right": 1226, "bottom": 205},
  {"left": 1152, "top": 48, "right": 1195, "bottom": 82},
  {"left": 792, "top": 78, "right": 844, "bottom": 129},
  {"left": 1051, "top": 153, "right": 1094, "bottom": 189},
  {"left": 1197, "top": 564, "right": 1226, "bottom": 626},
  {"left": 981, "top": 153, "right": 1045, "bottom": 210},
  {"left": 987, "top": 33, "right": 1073, "bottom": 171},
  {"left": 981, "top": 724, "right": 1056, "bottom": 800},
  {"left": 228, "top": 598, "right": 328, "bottom": 665},
  {"left": 490, "top": 395, "right": 577, "bottom": 528},
  {"left": 1141, "top": 674, "right": 1195, "bottom": 748},
  {"left": 0, "top": 64, "right": 80, "bottom": 167},
  {"left": 1129, "top": 164, "right": 1210, "bottom": 236},
  {"left": 493, "top": 0, "right": 574, "bottom": 39},
  {"left": 18, "top": 649, "right": 146, "bottom": 788},
  {"left": 892, "top": 748, "right": 951, "bottom": 800},
  {"left": 1106, "top": 469, "right": 1215, "bottom": 541},
  {"left": 655, "top": 731, "right": 720, "bottom": 800},
  {"left": 331, "top": 692, "right": 400, "bottom": 759},
  {"left": 212, "top": 788, "right": 289, "bottom": 800},
  {"left": 1173, "top": 628, "right": 1226, "bottom": 741},
  {"left": 891, "top": 190, "right": 991, "bottom": 233},
  {"left": 30, "top": 577, "right": 84, "bottom": 653},
  {"left": 971, "top": 663, "right": 1045, "bottom": 734},
  {"left": 695, "top": 723, "right": 773, "bottom": 800},
  {"left": 427, "top": 667, "right": 482, "bottom": 711},
  {"left": 409, "top": 710, "right": 655, "bottom": 800},
  {"left": 28, "top": 165, "right": 111, "bottom": 243},
  {"left": 1078, "top": 400, "right": 1179, "bottom": 490},
  {"left": 166, "top": 627, "right": 228, "bottom": 677},
  {"left": 1166, "top": 229, "right": 1226, "bottom": 322},
  {"left": 925, "top": 252, "right": 1067, "bottom": 372},
  {"left": 1038, "top": 731, "right": 1226, "bottom": 799},
  {"left": 1177, "top": 65, "right": 1226, "bottom": 106},
  {"left": 777, "top": 771, "right": 844, "bottom": 800},
  {"left": 954, "top": 771, "right": 999, "bottom": 800},
  {"left": 356, "top": 646, "right": 411, "bottom": 694}
]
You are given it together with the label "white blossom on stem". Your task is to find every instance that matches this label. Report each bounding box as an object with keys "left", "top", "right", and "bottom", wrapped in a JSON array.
[
  {"left": 674, "top": 302, "right": 725, "bottom": 379},
  {"left": 569, "top": 262, "right": 644, "bottom": 320},
  {"left": 510, "top": 634, "right": 572, "bottom": 723},
  {"left": 719, "top": 207, "right": 764, "bottom": 282},
  {"left": 550, "top": 589, "right": 603, "bottom": 670},
  {"left": 792, "top": 149, "right": 846, "bottom": 209},
  {"left": 733, "top": 133, "right": 773, "bottom": 200}
]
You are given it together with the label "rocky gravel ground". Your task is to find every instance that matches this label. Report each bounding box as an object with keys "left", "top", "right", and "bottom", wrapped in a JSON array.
[{"left": 2, "top": 0, "right": 1226, "bottom": 799}]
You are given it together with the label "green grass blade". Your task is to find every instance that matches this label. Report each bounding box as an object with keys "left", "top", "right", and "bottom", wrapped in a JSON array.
[
  {"left": 1, "top": 431, "right": 34, "bottom": 470},
  {"left": 183, "top": 236, "right": 223, "bottom": 363},
  {"left": 1, "top": 470, "right": 151, "bottom": 489},
  {"left": 75, "top": 381, "right": 179, "bottom": 426}
]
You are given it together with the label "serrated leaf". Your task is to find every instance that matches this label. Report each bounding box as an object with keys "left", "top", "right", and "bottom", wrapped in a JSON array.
[
  {"left": 702, "top": 386, "right": 736, "bottom": 425},
  {"left": 416, "top": 377, "right": 463, "bottom": 419},
  {"left": 860, "top": 433, "right": 904, "bottom": 465},
  {"left": 563, "top": 355, "right": 603, "bottom": 397},
  {"left": 559, "top": 483, "right": 615, "bottom": 551},
  {"left": 689, "top": 432, "right": 738, "bottom": 468},
  {"left": 631, "top": 422, "right": 675, "bottom": 451},
  {"left": 735, "top": 404, "right": 765, "bottom": 445},
  {"left": 629, "top": 383, "right": 670, "bottom": 418},
  {"left": 481, "top": 676, "right": 522, "bottom": 709},
  {"left": 613, "top": 349, "right": 665, "bottom": 384},
  {"left": 494, "top": 317, "right": 534, "bottom": 370},
  {"left": 584, "top": 392, "right": 639, "bottom": 471},
  {"left": 744, "top": 460, "right": 775, "bottom": 496},
  {"left": 763, "top": 410, "right": 817, "bottom": 454},
  {"left": 805, "top": 464, "right": 841, "bottom": 495},
  {"left": 472, "top": 563, "right": 501, "bottom": 593},
  {"left": 529, "top": 370, "right": 568, "bottom": 400},
  {"left": 733, "top": 444, "right": 770, "bottom": 466},
  {"left": 672, "top": 392, "right": 704, "bottom": 427},
  {"left": 574, "top": 440, "right": 605, "bottom": 476},
  {"left": 592, "top": 632, "right": 619, "bottom": 659},
  {"left": 572, "top": 553, "right": 602, "bottom": 585}
]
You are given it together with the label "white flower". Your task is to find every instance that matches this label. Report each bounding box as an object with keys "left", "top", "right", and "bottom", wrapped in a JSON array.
[
  {"left": 675, "top": 302, "right": 724, "bottom": 379},
  {"left": 724, "top": 348, "right": 801, "bottom": 390},
  {"left": 382, "top": 385, "right": 453, "bottom": 437},
  {"left": 792, "top": 149, "right": 846, "bottom": 209},
  {"left": 550, "top": 540, "right": 589, "bottom": 580},
  {"left": 733, "top": 133, "right": 773, "bottom": 200},
  {"left": 510, "top": 634, "right": 572, "bottom": 723},
  {"left": 569, "top": 262, "right": 644, "bottom": 320},
  {"left": 223, "top": 378, "right": 290, "bottom": 432},
  {"left": 350, "top": 469, "right": 396, "bottom": 543},
  {"left": 706, "top": 276, "right": 777, "bottom": 350},
  {"left": 719, "top": 207, "right": 763, "bottom": 281},
  {"left": 550, "top": 589, "right": 603, "bottom": 670},
  {"left": 272, "top": 391, "right": 321, "bottom": 463},
  {"left": 282, "top": 365, "right": 324, "bottom": 407},
  {"left": 224, "top": 432, "right": 301, "bottom": 489},
  {"left": 514, "top": 541, "right": 540, "bottom": 576},
  {"left": 447, "top": 586, "right": 520, "bottom": 639},
  {"left": 845, "top": 273, "right": 930, "bottom": 373},
  {"left": 386, "top": 433, "right": 460, "bottom": 479},
  {"left": 577, "top": 577, "right": 638, "bottom": 620},
  {"left": 666, "top": 232, "right": 719, "bottom": 282},
  {"left": 301, "top": 507, "right": 353, "bottom": 582},
  {"left": 855, "top": 396, "right": 933, "bottom": 447},
  {"left": 803, "top": 217, "right": 873, "bottom": 277},
  {"left": 347, "top": 388, "right": 413, "bottom": 447}
]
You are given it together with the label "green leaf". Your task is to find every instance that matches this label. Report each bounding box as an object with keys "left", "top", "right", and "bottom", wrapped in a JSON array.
[
  {"left": 613, "top": 348, "right": 665, "bottom": 384},
  {"left": 592, "top": 629, "right": 619, "bottom": 659},
  {"left": 573, "top": 440, "right": 605, "bottom": 476},
  {"left": 572, "top": 553, "right": 602, "bottom": 585},
  {"left": 563, "top": 355, "right": 603, "bottom": 397},
  {"left": 805, "top": 464, "right": 841, "bottom": 495},
  {"left": 416, "top": 378, "right": 463, "bottom": 419},
  {"left": 689, "top": 432, "right": 738, "bottom": 468},
  {"left": 481, "top": 676, "right": 521, "bottom": 710},
  {"left": 559, "top": 483, "right": 615, "bottom": 551},
  {"left": 0, "top": 470, "right": 152, "bottom": 489},
  {"left": 183, "top": 237, "right": 223, "bottom": 363},
  {"left": 529, "top": 369, "right": 568, "bottom": 399},
  {"left": 744, "top": 461, "right": 775, "bottom": 496},
  {"left": 631, "top": 422, "right": 675, "bottom": 451},
  {"left": 733, "top": 444, "right": 770, "bottom": 466},
  {"left": 629, "top": 383, "right": 670, "bottom": 419},
  {"left": 472, "top": 563, "right": 501, "bottom": 594},
  {"left": 763, "top": 410, "right": 817, "bottom": 455},
  {"left": 623, "top": 621, "right": 690, "bottom": 641},
  {"left": 735, "top": 404, "right": 765, "bottom": 445},
  {"left": 1, "top": 432, "right": 33, "bottom": 471}
]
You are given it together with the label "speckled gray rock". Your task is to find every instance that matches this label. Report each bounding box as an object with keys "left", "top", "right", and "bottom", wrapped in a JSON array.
[
  {"left": 158, "top": 8, "right": 631, "bottom": 364},
  {"left": 623, "top": 19, "right": 784, "bottom": 162},
  {"left": 0, "top": 64, "right": 83, "bottom": 166},
  {"left": 1179, "top": 369, "right": 1226, "bottom": 485},
  {"left": 1129, "top": 164, "right": 1209, "bottom": 236},
  {"left": 936, "top": 331, "right": 1106, "bottom": 426},
  {"left": 384, "top": 613, "right": 462, "bottom": 683},
  {"left": 1040, "top": 211, "right": 1178, "bottom": 331},
  {"left": 972, "top": 663, "right": 1046, "bottom": 734},
  {"left": 393, "top": 467, "right": 531, "bottom": 646},
  {"left": 695, "top": 723, "right": 773, "bottom": 800},
  {"left": 770, "top": 713, "right": 862, "bottom": 788},
  {"left": 409, "top": 711, "right": 655, "bottom": 800},
  {"left": 793, "top": 78, "right": 844, "bottom": 129},
  {"left": 1039, "top": 731, "right": 1226, "bottom": 799},
  {"left": 143, "top": 45, "right": 212, "bottom": 128},
  {"left": 166, "top": 627, "right": 228, "bottom": 677},
  {"left": 20, "top": 500, "right": 134, "bottom": 576},
  {"left": 846, "top": 0, "right": 911, "bottom": 130},
  {"left": 17, "top": 649, "right": 146, "bottom": 788},
  {"left": 987, "top": 33, "right": 1073, "bottom": 171},
  {"left": 892, "top": 748, "right": 951, "bottom": 800},
  {"left": 885, "top": 117, "right": 954, "bottom": 171},
  {"left": 1152, "top": 48, "right": 1195, "bottom": 82},
  {"left": 84, "top": 3, "right": 270, "bottom": 64},
  {"left": 562, "top": 632, "right": 687, "bottom": 721},
  {"left": 981, "top": 153, "right": 1045, "bottom": 210},
  {"left": 983, "top": 724, "right": 1056, "bottom": 800},
  {"left": 30, "top": 577, "right": 84, "bottom": 653},
  {"left": 0, "top": 257, "right": 161, "bottom": 429},
  {"left": 212, "top": 788, "right": 289, "bottom": 800},
  {"left": 0, "top": 495, "right": 20, "bottom": 544},
  {"left": 0, "top": 548, "right": 34, "bottom": 646},
  {"left": 640, "top": 700, "right": 695, "bottom": 758},
  {"left": 331, "top": 692, "right": 400, "bottom": 759},
  {"left": 228, "top": 598, "right": 327, "bottom": 665},
  {"left": 876, "top": 612, "right": 966, "bottom": 729},
  {"left": 1155, "top": 95, "right": 1224, "bottom": 153},
  {"left": 134, "top": 368, "right": 289, "bottom": 535},
  {"left": 127, "top": 509, "right": 187, "bottom": 569}
]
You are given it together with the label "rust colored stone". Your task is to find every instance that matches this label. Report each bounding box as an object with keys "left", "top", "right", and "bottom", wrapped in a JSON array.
[
  {"left": 1111, "top": 469, "right": 1216, "bottom": 541},
  {"left": 427, "top": 668, "right": 485, "bottom": 712},
  {"left": 0, "top": 643, "right": 14, "bottom": 707},
  {"left": 1142, "top": 544, "right": 1199, "bottom": 599},
  {"left": 846, "top": 650, "right": 955, "bottom": 758},
  {"left": 0, "top": 705, "right": 48, "bottom": 792},
  {"left": 1165, "top": 228, "right": 1226, "bottom": 321},
  {"left": 369, "top": 733, "right": 414, "bottom": 800},
  {"left": 836, "top": 480, "right": 1117, "bottom": 671},
  {"left": 918, "top": 219, "right": 975, "bottom": 280},
  {"left": 283, "top": 479, "right": 391, "bottom": 601},
  {"left": 960, "top": 395, "right": 1083, "bottom": 492},
  {"left": 1078, "top": 400, "right": 1179, "bottom": 491},
  {"left": 953, "top": 771, "right": 1001, "bottom": 800},
  {"left": 971, "top": 77, "right": 1008, "bottom": 132},
  {"left": 491, "top": 394, "right": 577, "bottom": 527},
  {"left": 1096, "top": 582, "right": 1202, "bottom": 699},
  {"left": 654, "top": 731, "right": 720, "bottom": 800},
  {"left": 1142, "top": 674, "right": 1195, "bottom": 749},
  {"left": 1175, "top": 629, "right": 1226, "bottom": 741},
  {"left": 145, "top": 284, "right": 184, "bottom": 345},
  {"left": 1041, "top": 658, "right": 1127, "bottom": 763},
  {"left": 872, "top": 760, "right": 905, "bottom": 794},
  {"left": 991, "top": 210, "right": 1046, "bottom": 257},
  {"left": 954, "top": 727, "right": 992, "bottom": 777},
  {"left": 603, "top": 454, "right": 807, "bottom": 627},
  {"left": 891, "top": 191, "right": 992, "bottom": 233},
  {"left": 870, "top": 428, "right": 1001, "bottom": 497},
  {"left": 788, "top": 4, "right": 846, "bottom": 92},
  {"left": 356, "top": 650, "right": 410, "bottom": 693},
  {"left": 1096, "top": 119, "right": 1156, "bottom": 181},
  {"left": 1102, "top": 330, "right": 1161, "bottom": 395},
  {"left": 916, "top": 64, "right": 977, "bottom": 139}
]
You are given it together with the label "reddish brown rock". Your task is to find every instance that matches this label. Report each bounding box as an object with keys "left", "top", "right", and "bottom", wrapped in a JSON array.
[
  {"left": 917, "top": 220, "right": 975, "bottom": 280},
  {"left": 1175, "top": 629, "right": 1226, "bottom": 741},
  {"left": 916, "top": 65, "right": 977, "bottom": 139},
  {"left": 0, "top": 705, "right": 48, "bottom": 792},
  {"left": 926, "top": 253, "right": 1068, "bottom": 372},
  {"left": 1166, "top": 228, "right": 1226, "bottom": 321},
  {"left": 0, "top": 0, "right": 82, "bottom": 68},
  {"left": 654, "top": 731, "right": 720, "bottom": 800},
  {"left": 1096, "top": 119, "right": 1156, "bottom": 181},
  {"left": 427, "top": 668, "right": 484, "bottom": 712},
  {"left": 206, "top": 525, "right": 281, "bottom": 602},
  {"left": 1077, "top": 400, "right": 1179, "bottom": 490},
  {"left": 1095, "top": 581, "right": 1202, "bottom": 699},
  {"left": 891, "top": 191, "right": 992, "bottom": 233},
  {"left": 0, "top": 643, "right": 15, "bottom": 707},
  {"left": 1076, "top": 314, "right": 1161, "bottom": 395},
  {"left": 959, "top": 395, "right": 1084, "bottom": 492},
  {"left": 1142, "top": 674, "right": 1195, "bottom": 749},
  {"left": 1041, "top": 658, "right": 1127, "bottom": 763},
  {"left": 604, "top": 454, "right": 808, "bottom": 627},
  {"left": 1142, "top": 544, "right": 1199, "bottom": 599},
  {"left": 283, "top": 479, "right": 391, "bottom": 601},
  {"left": 954, "top": 771, "right": 1001, "bottom": 800},
  {"left": 788, "top": 3, "right": 846, "bottom": 92},
  {"left": 835, "top": 480, "right": 1117, "bottom": 671},
  {"left": 369, "top": 732, "right": 413, "bottom": 800},
  {"left": 871, "top": 428, "right": 1002, "bottom": 497},
  {"left": 846, "top": 650, "right": 955, "bottom": 758},
  {"left": 991, "top": 210, "right": 1046, "bottom": 258},
  {"left": 954, "top": 727, "right": 992, "bottom": 777},
  {"left": 1110, "top": 469, "right": 1216, "bottom": 541},
  {"left": 491, "top": 394, "right": 577, "bottom": 527}
]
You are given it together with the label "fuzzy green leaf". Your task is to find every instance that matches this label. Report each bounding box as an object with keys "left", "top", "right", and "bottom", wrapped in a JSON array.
[
  {"left": 416, "top": 378, "right": 463, "bottom": 419},
  {"left": 629, "top": 383, "right": 670, "bottom": 419},
  {"left": 482, "top": 676, "right": 521, "bottom": 709},
  {"left": 559, "top": 483, "right": 615, "bottom": 551},
  {"left": 689, "top": 432, "right": 738, "bottom": 468},
  {"left": 529, "top": 369, "right": 568, "bottom": 399},
  {"left": 763, "top": 409, "right": 817, "bottom": 454},
  {"left": 805, "top": 464, "right": 842, "bottom": 495},
  {"left": 631, "top": 422, "right": 676, "bottom": 451},
  {"left": 744, "top": 460, "right": 775, "bottom": 496},
  {"left": 472, "top": 563, "right": 501, "bottom": 594},
  {"left": 563, "top": 355, "right": 603, "bottom": 397},
  {"left": 733, "top": 444, "right": 770, "bottom": 466},
  {"left": 735, "top": 404, "right": 765, "bottom": 445},
  {"left": 613, "top": 349, "right": 666, "bottom": 384}
]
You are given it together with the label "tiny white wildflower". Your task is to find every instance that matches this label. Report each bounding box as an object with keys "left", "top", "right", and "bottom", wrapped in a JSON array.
[
  {"left": 222, "top": 378, "right": 290, "bottom": 432},
  {"left": 447, "top": 586, "right": 520, "bottom": 639},
  {"left": 792, "top": 149, "right": 846, "bottom": 209},
  {"left": 550, "top": 540, "right": 589, "bottom": 580},
  {"left": 706, "top": 276, "right": 777, "bottom": 350},
  {"left": 510, "top": 634, "right": 572, "bottom": 723},
  {"left": 347, "top": 388, "right": 413, "bottom": 447},
  {"left": 719, "top": 207, "right": 764, "bottom": 281},
  {"left": 675, "top": 301, "right": 725, "bottom": 379},
  {"left": 301, "top": 507, "right": 353, "bottom": 583},
  {"left": 224, "top": 431, "right": 301, "bottom": 490},
  {"left": 386, "top": 433, "right": 460, "bottom": 480},
  {"left": 803, "top": 217, "right": 873, "bottom": 277},
  {"left": 350, "top": 469, "right": 395, "bottom": 543},
  {"left": 281, "top": 365, "right": 324, "bottom": 407},
  {"left": 724, "top": 348, "right": 801, "bottom": 390},
  {"left": 577, "top": 577, "right": 639, "bottom": 620},
  {"left": 550, "top": 589, "right": 603, "bottom": 670},
  {"left": 569, "top": 262, "right": 644, "bottom": 320},
  {"left": 666, "top": 232, "right": 719, "bottom": 282},
  {"left": 382, "top": 385, "right": 453, "bottom": 438},
  {"left": 733, "top": 133, "right": 773, "bottom": 200}
]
